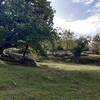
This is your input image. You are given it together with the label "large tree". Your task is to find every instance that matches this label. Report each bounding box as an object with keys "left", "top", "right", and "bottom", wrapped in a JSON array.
[{"left": 0, "top": 0, "right": 55, "bottom": 58}]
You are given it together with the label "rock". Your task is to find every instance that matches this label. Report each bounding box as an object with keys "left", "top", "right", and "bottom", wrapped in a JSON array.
[
  {"left": 20, "top": 56, "right": 38, "bottom": 67},
  {"left": 1, "top": 49, "right": 38, "bottom": 67}
]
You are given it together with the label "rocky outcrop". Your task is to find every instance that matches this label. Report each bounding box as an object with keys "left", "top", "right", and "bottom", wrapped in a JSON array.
[{"left": 0, "top": 49, "right": 38, "bottom": 67}]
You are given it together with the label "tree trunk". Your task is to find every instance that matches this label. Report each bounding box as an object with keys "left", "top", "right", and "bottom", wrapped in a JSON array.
[
  {"left": 21, "top": 44, "right": 38, "bottom": 67},
  {"left": 75, "top": 56, "right": 80, "bottom": 63},
  {"left": 22, "top": 43, "right": 29, "bottom": 60},
  {"left": 0, "top": 47, "right": 4, "bottom": 55}
]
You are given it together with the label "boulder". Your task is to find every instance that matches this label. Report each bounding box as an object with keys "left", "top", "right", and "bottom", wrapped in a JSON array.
[{"left": 0, "top": 49, "right": 38, "bottom": 67}]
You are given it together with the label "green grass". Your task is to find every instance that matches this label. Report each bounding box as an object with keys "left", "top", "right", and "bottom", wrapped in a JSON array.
[{"left": 0, "top": 60, "right": 100, "bottom": 100}]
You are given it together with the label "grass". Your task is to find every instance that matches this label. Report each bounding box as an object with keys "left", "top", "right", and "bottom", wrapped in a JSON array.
[{"left": 0, "top": 60, "right": 100, "bottom": 100}]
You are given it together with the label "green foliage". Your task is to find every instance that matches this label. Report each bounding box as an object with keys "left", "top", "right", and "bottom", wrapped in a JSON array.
[
  {"left": 93, "top": 33, "right": 100, "bottom": 42},
  {"left": 73, "top": 37, "right": 89, "bottom": 61},
  {"left": 0, "top": 0, "right": 56, "bottom": 55},
  {"left": 60, "top": 29, "right": 75, "bottom": 50},
  {"left": 63, "top": 30, "right": 74, "bottom": 40},
  {"left": 92, "top": 33, "right": 100, "bottom": 54},
  {"left": 27, "top": 47, "right": 38, "bottom": 57}
]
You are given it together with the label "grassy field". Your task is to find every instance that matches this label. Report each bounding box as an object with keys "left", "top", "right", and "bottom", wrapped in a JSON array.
[{"left": 0, "top": 60, "right": 100, "bottom": 100}]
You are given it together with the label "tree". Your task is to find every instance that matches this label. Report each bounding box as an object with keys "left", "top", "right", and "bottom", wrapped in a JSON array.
[
  {"left": 92, "top": 33, "right": 100, "bottom": 54},
  {"left": 93, "top": 33, "right": 100, "bottom": 42},
  {"left": 73, "top": 37, "right": 89, "bottom": 63},
  {"left": 0, "top": 0, "right": 55, "bottom": 59},
  {"left": 62, "top": 29, "right": 75, "bottom": 49}
]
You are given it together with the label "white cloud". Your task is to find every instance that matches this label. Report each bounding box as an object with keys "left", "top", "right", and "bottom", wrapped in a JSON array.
[
  {"left": 47, "top": 0, "right": 52, "bottom": 1},
  {"left": 95, "top": 2, "right": 100, "bottom": 8},
  {"left": 72, "top": 0, "right": 94, "bottom": 5},
  {"left": 54, "top": 14, "right": 100, "bottom": 35}
]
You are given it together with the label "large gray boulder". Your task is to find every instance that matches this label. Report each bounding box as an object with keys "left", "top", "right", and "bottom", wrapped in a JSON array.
[{"left": 1, "top": 48, "right": 38, "bottom": 67}]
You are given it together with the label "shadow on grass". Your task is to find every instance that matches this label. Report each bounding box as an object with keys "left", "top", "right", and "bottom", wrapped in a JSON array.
[
  {"left": 47, "top": 54, "right": 100, "bottom": 66},
  {"left": 79, "top": 56, "right": 100, "bottom": 66}
]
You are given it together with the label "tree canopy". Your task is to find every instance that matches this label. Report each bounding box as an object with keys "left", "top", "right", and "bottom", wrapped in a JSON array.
[{"left": 0, "top": 0, "right": 55, "bottom": 55}]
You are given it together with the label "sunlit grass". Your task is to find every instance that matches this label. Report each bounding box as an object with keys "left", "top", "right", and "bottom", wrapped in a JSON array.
[{"left": 39, "top": 61, "right": 100, "bottom": 71}]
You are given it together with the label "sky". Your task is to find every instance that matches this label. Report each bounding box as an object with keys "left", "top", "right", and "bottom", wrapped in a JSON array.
[{"left": 48, "top": 0, "right": 100, "bottom": 36}]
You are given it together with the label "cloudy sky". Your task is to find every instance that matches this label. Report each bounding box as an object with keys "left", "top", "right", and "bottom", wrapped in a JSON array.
[{"left": 48, "top": 0, "right": 100, "bottom": 36}]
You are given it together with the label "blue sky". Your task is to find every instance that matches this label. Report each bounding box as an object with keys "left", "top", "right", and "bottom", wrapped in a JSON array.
[{"left": 48, "top": 0, "right": 100, "bottom": 35}]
